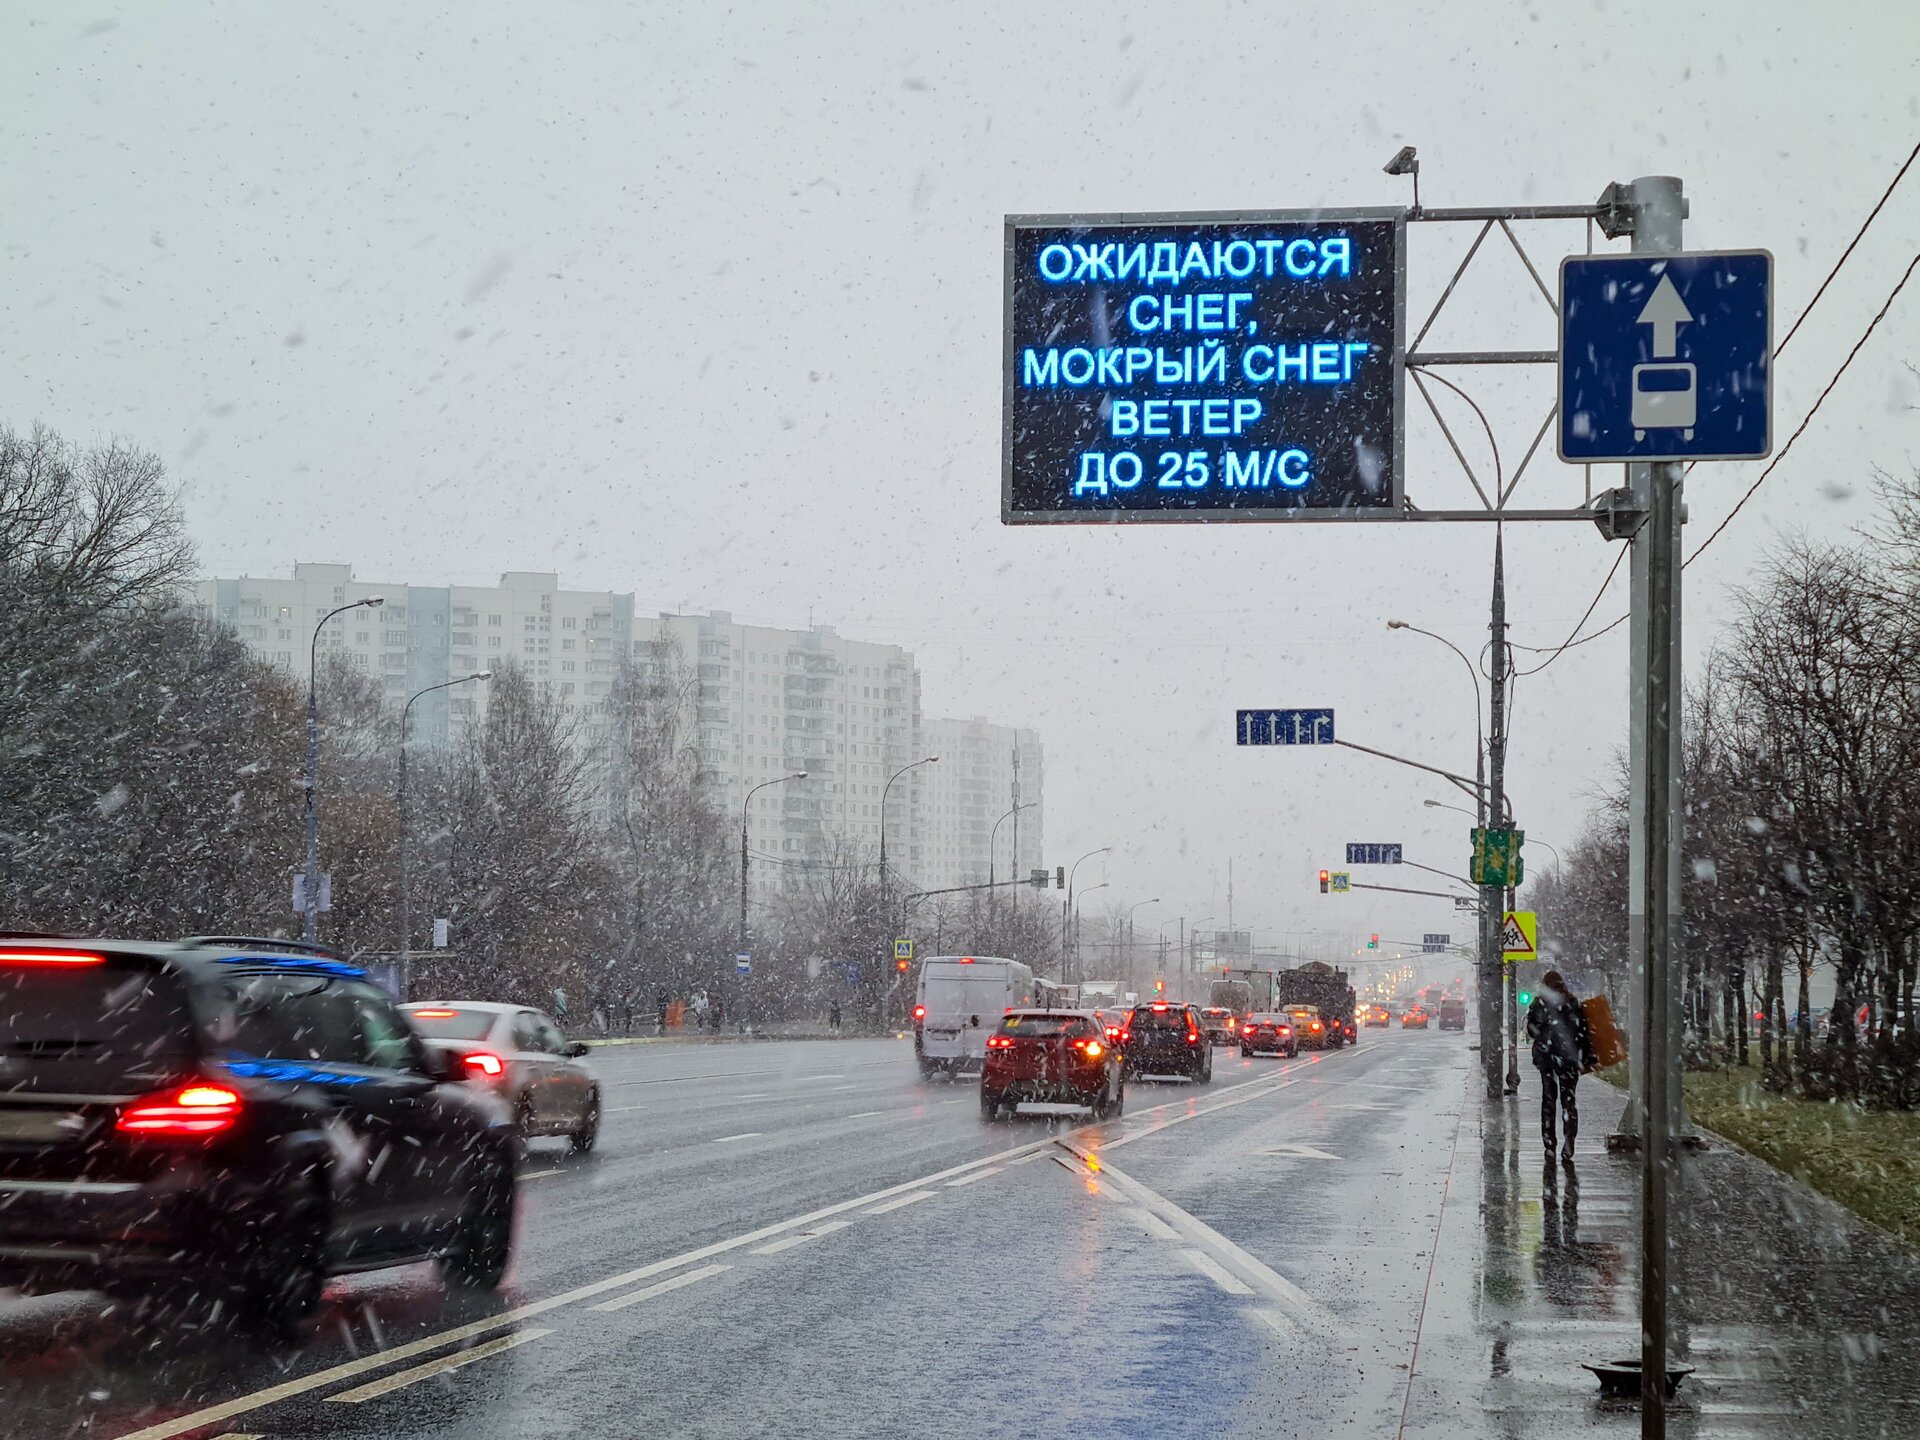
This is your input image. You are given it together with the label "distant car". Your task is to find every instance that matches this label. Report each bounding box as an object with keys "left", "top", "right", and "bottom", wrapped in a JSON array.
[
  {"left": 1239, "top": 1013, "right": 1299, "bottom": 1058},
  {"left": 1285, "top": 1005, "right": 1332, "bottom": 1050},
  {"left": 0, "top": 937, "right": 518, "bottom": 1333},
  {"left": 1093, "top": 1008, "right": 1130, "bottom": 1047},
  {"left": 1438, "top": 998, "right": 1467, "bottom": 1031},
  {"left": 1121, "top": 1002, "right": 1214, "bottom": 1083},
  {"left": 1197, "top": 1007, "right": 1241, "bottom": 1045},
  {"left": 409, "top": 1002, "right": 600, "bottom": 1151},
  {"left": 1401, "top": 1006, "right": 1430, "bottom": 1029},
  {"left": 980, "top": 1010, "right": 1124, "bottom": 1121},
  {"left": 1364, "top": 1006, "right": 1391, "bottom": 1028}
]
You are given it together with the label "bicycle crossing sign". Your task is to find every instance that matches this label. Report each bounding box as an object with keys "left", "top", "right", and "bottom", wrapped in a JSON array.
[{"left": 1500, "top": 910, "right": 1538, "bottom": 960}]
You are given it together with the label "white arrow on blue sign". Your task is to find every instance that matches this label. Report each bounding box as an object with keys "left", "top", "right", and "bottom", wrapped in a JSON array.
[
  {"left": 1346, "top": 843, "right": 1402, "bottom": 865},
  {"left": 1558, "top": 250, "right": 1772, "bottom": 463}
]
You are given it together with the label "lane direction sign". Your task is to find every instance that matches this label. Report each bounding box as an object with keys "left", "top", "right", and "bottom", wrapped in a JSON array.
[
  {"left": 1345, "top": 842, "right": 1403, "bottom": 865},
  {"left": 1237, "top": 708, "right": 1334, "bottom": 745},
  {"left": 1559, "top": 250, "right": 1772, "bottom": 462}
]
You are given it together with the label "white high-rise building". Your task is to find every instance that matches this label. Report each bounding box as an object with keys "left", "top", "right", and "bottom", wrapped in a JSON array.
[{"left": 919, "top": 717, "right": 1045, "bottom": 893}]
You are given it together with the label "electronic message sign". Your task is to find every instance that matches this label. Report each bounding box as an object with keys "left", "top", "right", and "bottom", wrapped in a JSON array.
[{"left": 1003, "top": 210, "right": 1405, "bottom": 523}]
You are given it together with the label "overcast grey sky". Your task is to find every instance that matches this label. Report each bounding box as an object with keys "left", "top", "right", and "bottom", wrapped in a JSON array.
[{"left": 5, "top": 1, "right": 1918, "bottom": 964}]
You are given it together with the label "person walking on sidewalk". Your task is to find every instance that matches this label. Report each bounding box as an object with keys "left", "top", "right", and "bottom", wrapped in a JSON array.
[{"left": 1526, "top": 970, "right": 1597, "bottom": 1160}]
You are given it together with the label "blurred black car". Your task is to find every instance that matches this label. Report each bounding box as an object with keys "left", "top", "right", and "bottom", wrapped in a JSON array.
[
  {"left": 1120, "top": 1002, "right": 1213, "bottom": 1083},
  {"left": 0, "top": 937, "right": 518, "bottom": 1332}
]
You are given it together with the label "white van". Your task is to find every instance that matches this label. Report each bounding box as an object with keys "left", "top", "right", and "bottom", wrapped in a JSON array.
[{"left": 913, "top": 956, "right": 1035, "bottom": 1077}]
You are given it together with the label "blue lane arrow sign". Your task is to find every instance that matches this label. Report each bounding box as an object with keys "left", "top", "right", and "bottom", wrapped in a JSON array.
[
  {"left": 1559, "top": 250, "right": 1772, "bottom": 463},
  {"left": 1237, "top": 709, "right": 1335, "bottom": 746}
]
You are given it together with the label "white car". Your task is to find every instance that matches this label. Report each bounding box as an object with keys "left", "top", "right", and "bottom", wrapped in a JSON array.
[{"left": 407, "top": 1001, "right": 600, "bottom": 1151}]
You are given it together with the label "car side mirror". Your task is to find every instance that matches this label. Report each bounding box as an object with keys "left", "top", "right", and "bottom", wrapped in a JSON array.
[{"left": 564, "top": 1040, "right": 590, "bottom": 1058}]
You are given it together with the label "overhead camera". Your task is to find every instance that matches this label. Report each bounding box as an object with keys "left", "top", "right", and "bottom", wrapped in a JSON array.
[{"left": 1382, "top": 146, "right": 1419, "bottom": 177}]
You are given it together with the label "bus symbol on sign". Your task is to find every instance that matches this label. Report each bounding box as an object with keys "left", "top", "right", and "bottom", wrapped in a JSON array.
[{"left": 1237, "top": 709, "right": 1335, "bottom": 746}]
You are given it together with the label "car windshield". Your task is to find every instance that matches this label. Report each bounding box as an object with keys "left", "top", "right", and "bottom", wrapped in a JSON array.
[
  {"left": 407, "top": 1008, "right": 499, "bottom": 1042},
  {"left": 5, "top": 10, "right": 1913, "bottom": 1434}
]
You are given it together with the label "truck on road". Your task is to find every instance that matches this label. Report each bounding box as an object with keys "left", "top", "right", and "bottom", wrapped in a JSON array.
[
  {"left": 1270, "top": 961, "right": 1357, "bottom": 1047},
  {"left": 913, "top": 956, "right": 1035, "bottom": 1077}
]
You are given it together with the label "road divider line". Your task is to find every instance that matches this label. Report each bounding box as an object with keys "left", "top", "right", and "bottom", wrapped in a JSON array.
[
  {"left": 750, "top": 1220, "right": 853, "bottom": 1256},
  {"left": 324, "top": 1328, "right": 553, "bottom": 1403},
  {"left": 604, "top": 1105, "right": 645, "bottom": 1114},
  {"left": 1182, "top": 1248, "right": 1255, "bottom": 1296},
  {"left": 865, "top": 1191, "right": 935, "bottom": 1215},
  {"left": 591, "top": 1263, "right": 732, "bottom": 1313},
  {"left": 1063, "top": 1151, "right": 1350, "bottom": 1339},
  {"left": 946, "top": 1167, "right": 1001, "bottom": 1187},
  {"left": 713, "top": 1132, "right": 762, "bottom": 1144},
  {"left": 521, "top": 1168, "right": 564, "bottom": 1180}
]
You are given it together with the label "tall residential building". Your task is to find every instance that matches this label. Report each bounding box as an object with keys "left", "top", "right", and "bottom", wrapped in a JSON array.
[
  {"left": 918, "top": 717, "right": 1045, "bottom": 893},
  {"left": 638, "top": 612, "right": 926, "bottom": 885},
  {"left": 195, "top": 569, "right": 941, "bottom": 892},
  {"left": 194, "top": 565, "right": 636, "bottom": 749}
]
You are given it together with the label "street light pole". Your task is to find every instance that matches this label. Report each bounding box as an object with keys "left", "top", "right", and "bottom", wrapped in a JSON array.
[
  {"left": 741, "top": 770, "right": 808, "bottom": 1031},
  {"left": 1120, "top": 899, "right": 1159, "bottom": 985},
  {"left": 304, "top": 596, "right": 383, "bottom": 944},
  {"left": 398, "top": 669, "right": 489, "bottom": 998},
  {"left": 1063, "top": 847, "right": 1110, "bottom": 985},
  {"left": 1075, "top": 882, "right": 1109, "bottom": 981},
  {"left": 989, "top": 801, "right": 1035, "bottom": 931},
  {"left": 879, "top": 756, "right": 939, "bottom": 1020}
]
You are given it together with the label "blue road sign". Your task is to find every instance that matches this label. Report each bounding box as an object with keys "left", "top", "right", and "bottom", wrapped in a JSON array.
[
  {"left": 1237, "top": 709, "right": 1334, "bottom": 745},
  {"left": 1422, "top": 932, "right": 1449, "bottom": 954},
  {"left": 1346, "top": 843, "right": 1403, "bottom": 865},
  {"left": 1558, "top": 250, "right": 1772, "bottom": 463},
  {"left": 735, "top": 952, "right": 752, "bottom": 976}
]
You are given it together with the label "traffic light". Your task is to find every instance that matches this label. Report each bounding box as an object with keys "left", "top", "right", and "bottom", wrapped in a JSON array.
[
  {"left": 1318, "top": 869, "right": 1330, "bottom": 894},
  {"left": 1367, "top": 933, "right": 1378, "bottom": 950},
  {"left": 1056, "top": 865, "right": 1066, "bottom": 890},
  {"left": 1518, "top": 987, "right": 1533, "bottom": 1008},
  {"left": 896, "top": 958, "right": 910, "bottom": 973},
  {"left": 1153, "top": 978, "right": 1165, "bottom": 994}
]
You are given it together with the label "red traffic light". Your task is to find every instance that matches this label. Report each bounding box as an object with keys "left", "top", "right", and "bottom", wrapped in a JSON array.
[
  {"left": 1318, "top": 868, "right": 1330, "bottom": 894},
  {"left": 895, "top": 958, "right": 910, "bottom": 972}
]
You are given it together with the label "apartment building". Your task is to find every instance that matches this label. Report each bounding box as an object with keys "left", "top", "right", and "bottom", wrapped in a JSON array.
[{"left": 918, "top": 717, "right": 1045, "bottom": 893}]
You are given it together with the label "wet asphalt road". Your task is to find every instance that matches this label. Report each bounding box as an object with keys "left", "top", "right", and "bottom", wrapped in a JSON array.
[{"left": 0, "top": 1028, "right": 1475, "bottom": 1439}]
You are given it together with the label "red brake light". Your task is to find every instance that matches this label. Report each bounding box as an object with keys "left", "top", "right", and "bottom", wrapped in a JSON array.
[
  {"left": 913, "top": 1005, "right": 926, "bottom": 1021},
  {"left": 463, "top": 1051, "right": 505, "bottom": 1077},
  {"left": 1226, "top": 1019, "right": 1237, "bottom": 1030},
  {"left": 0, "top": 949, "right": 107, "bottom": 966},
  {"left": 1186, "top": 1030, "right": 1199, "bottom": 1044},
  {"left": 1311, "top": 1022, "right": 1322, "bottom": 1032},
  {"left": 117, "top": 1083, "right": 242, "bottom": 1137},
  {"left": 958, "top": 956, "right": 976, "bottom": 964},
  {"left": 411, "top": 1007, "right": 459, "bottom": 1018},
  {"left": 1118, "top": 1029, "right": 1131, "bottom": 1044},
  {"left": 1152, "top": 1003, "right": 1169, "bottom": 1012},
  {"left": 1279, "top": 1025, "right": 1291, "bottom": 1034}
]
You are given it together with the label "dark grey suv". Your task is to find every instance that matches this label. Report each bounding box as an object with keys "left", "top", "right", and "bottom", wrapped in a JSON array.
[{"left": 0, "top": 936, "right": 518, "bottom": 1332}]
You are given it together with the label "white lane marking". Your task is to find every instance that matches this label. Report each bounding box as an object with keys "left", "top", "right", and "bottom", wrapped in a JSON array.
[
  {"left": 750, "top": 1219, "right": 853, "bottom": 1256},
  {"left": 831, "top": 1084, "right": 862, "bottom": 1092},
  {"left": 805, "top": 1074, "right": 847, "bottom": 1082},
  {"left": 865, "top": 1190, "right": 935, "bottom": 1215},
  {"left": 736, "top": 1093, "right": 771, "bottom": 1100},
  {"left": 713, "top": 1132, "right": 762, "bottom": 1144},
  {"left": 112, "top": 1130, "right": 1057, "bottom": 1440},
  {"left": 605, "top": 1105, "right": 645, "bottom": 1114},
  {"left": 1069, "top": 1152, "right": 1349, "bottom": 1338},
  {"left": 208, "top": 1434, "right": 263, "bottom": 1439},
  {"left": 1259, "top": 1144, "right": 1342, "bottom": 1161},
  {"left": 325, "top": 1328, "right": 553, "bottom": 1403},
  {"left": 591, "top": 1263, "right": 732, "bottom": 1313},
  {"left": 844, "top": 1110, "right": 885, "bottom": 1119},
  {"left": 1138, "top": 1211, "right": 1180, "bottom": 1241},
  {"left": 1182, "top": 1248, "right": 1255, "bottom": 1296},
  {"left": 946, "top": 1167, "right": 1001, "bottom": 1187},
  {"left": 521, "top": 1168, "right": 564, "bottom": 1180}
]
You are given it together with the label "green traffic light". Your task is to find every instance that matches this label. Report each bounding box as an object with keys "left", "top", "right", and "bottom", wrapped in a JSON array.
[{"left": 1517, "top": 989, "right": 1533, "bottom": 1007}]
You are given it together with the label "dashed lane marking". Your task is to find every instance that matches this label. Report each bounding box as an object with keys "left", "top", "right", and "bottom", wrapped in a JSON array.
[
  {"left": 713, "top": 1132, "right": 762, "bottom": 1144},
  {"left": 521, "top": 1168, "right": 564, "bottom": 1180},
  {"left": 845, "top": 1110, "right": 885, "bottom": 1119},
  {"left": 324, "top": 1328, "right": 553, "bottom": 1403},
  {"left": 1182, "top": 1248, "right": 1254, "bottom": 1296},
  {"left": 946, "top": 1167, "right": 1001, "bottom": 1187},
  {"left": 750, "top": 1220, "right": 853, "bottom": 1256},
  {"left": 605, "top": 1105, "right": 645, "bottom": 1114},
  {"left": 864, "top": 1191, "right": 935, "bottom": 1216},
  {"left": 591, "top": 1263, "right": 732, "bottom": 1313}
]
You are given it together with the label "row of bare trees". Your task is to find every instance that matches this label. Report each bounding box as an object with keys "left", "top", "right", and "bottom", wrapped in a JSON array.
[
  {"left": 0, "top": 421, "right": 1058, "bottom": 1029},
  {"left": 1535, "top": 470, "right": 1920, "bottom": 1106}
]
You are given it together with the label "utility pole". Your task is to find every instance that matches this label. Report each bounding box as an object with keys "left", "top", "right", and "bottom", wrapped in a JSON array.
[
  {"left": 1010, "top": 745, "right": 1021, "bottom": 923},
  {"left": 1479, "top": 534, "right": 1508, "bottom": 1099}
]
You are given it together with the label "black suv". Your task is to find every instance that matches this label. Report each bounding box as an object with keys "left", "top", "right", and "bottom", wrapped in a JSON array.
[
  {"left": 1120, "top": 1001, "right": 1213, "bottom": 1083},
  {"left": 0, "top": 936, "right": 519, "bottom": 1331}
]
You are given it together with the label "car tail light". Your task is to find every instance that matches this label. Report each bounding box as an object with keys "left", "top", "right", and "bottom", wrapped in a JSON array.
[
  {"left": 1072, "top": 1039, "right": 1105, "bottom": 1060},
  {"left": 1186, "top": 1030, "right": 1200, "bottom": 1045},
  {"left": 463, "top": 1051, "right": 506, "bottom": 1077},
  {"left": 1226, "top": 1018, "right": 1237, "bottom": 1031},
  {"left": 1105, "top": 1025, "right": 1121, "bottom": 1039},
  {"left": 1118, "top": 1029, "right": 1131, "bottom": 1044},
  {"left": 985, "top": 1035, "right": 1014, "bottom": 1049},
  {"left": 0, "top": 948, "right": 107, "bottom": 966},
  {"left": 412, "top": 1007, "right": 459, "bottom": 1018},
  {"left": 117, "top": 1082, "right": 242, "bottom": 1137},
  {"left": 1311, "top": 1022, "right": 1322, "bottom": 1033},
  {"left": 1151, "top": 1003, "right": 1168, "bottom": 1012},
  {"left": 913, "top": 1005, "right": 926, "bottom": 1021},
  {"left": 1279, "top": 1025, "right": 1291, "bottom": 1034}
]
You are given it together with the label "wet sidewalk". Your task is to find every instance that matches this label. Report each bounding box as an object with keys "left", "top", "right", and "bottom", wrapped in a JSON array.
[{"left": 1402, "top": 1070, "right": 1920, "bottom": 1437}]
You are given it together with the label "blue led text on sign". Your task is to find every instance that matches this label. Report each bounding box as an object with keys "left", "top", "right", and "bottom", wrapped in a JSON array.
[
  {"left": 1237, "top": 709, "right": 1335, "bottom": 746},
  {"left": 1346, "top": 843, "right": 1403, "bottom": 865},
  {"left": 1559, "top": 251, "right": 1772, "bottom": 463},
  {"left": 1004, "top": 213, "right": 1403, "bottom": 521}
]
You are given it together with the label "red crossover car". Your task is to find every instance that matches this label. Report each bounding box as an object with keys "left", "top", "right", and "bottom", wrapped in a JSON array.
[
  {"left": 1239, "top": 1013, "right": 1298, "bottom": 1058},
  {"left": 980, "top": 1010, "right": 1125, "bottom": 1122}
]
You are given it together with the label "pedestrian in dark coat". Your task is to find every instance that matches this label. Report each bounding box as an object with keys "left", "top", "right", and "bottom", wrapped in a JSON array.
[{"left": 1526, "top": 970, "right": 1597, "bottom": 1160}]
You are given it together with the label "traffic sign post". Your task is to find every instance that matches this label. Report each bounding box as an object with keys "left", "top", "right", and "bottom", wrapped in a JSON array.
[
  {"left": 1237, "top": 709, "right": 1334, "bottom": 745},
  {"left": 1499, "top": 910, "right": 1537, "bottom": 960},
  {"left": 1422, "top": 932, "right": 1449, "bottom": 954},
  {"left": 1329, "top": 872, "right": 1351, "bottom": 894},
  {"left": 735, "top": 952, "right": 752, "bottom": 976},
  {"left": 1345, "top": 842, "right": 1403, "bottom": 865}
]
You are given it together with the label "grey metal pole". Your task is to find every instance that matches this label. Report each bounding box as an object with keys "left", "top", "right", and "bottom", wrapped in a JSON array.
[
  {"left": 398, "top": 671, "right": 487, "bottom": 999},
  {"left": 1481, "top": 535, "right": 1509, "bottom": 1098},
  {"left": 1630, "top": 172, "right": 1686, "bottom": 1438},
  {"left": 303, "top": 667, "right": 321, "bottom": 945}
]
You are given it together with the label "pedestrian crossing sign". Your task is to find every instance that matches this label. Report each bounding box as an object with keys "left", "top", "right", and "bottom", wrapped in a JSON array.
[
  {"left": 1330, "top": 872, "right": 1351, "bottom": 894},
  {"left": 1500, "top": 910, "right": 1538, "bottom": 960},
  {"left": 894, "top": 939, "right": 913, "bottom": 961}
]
